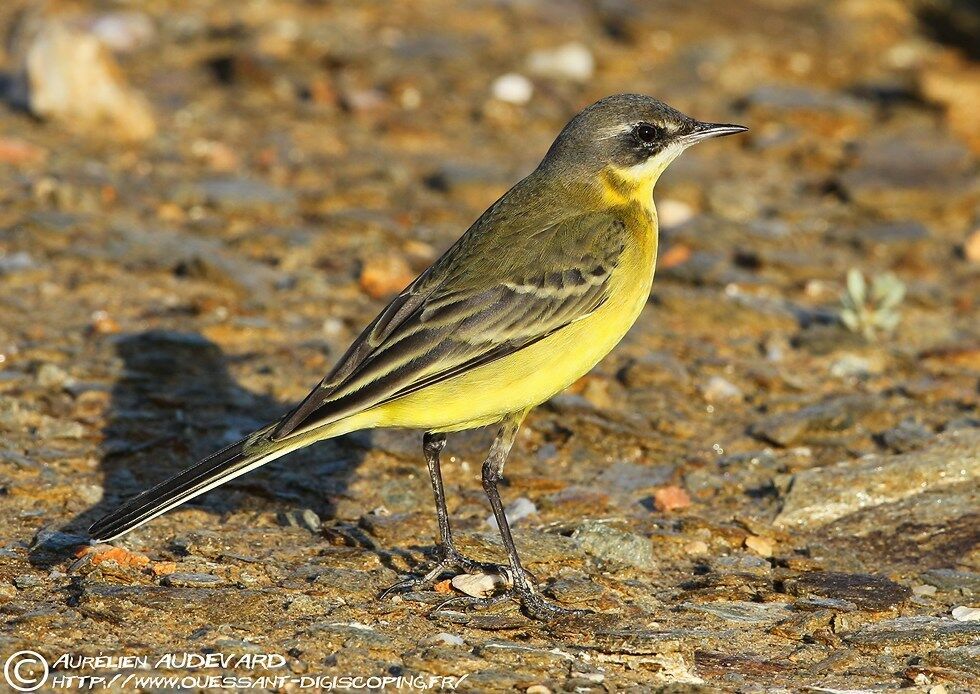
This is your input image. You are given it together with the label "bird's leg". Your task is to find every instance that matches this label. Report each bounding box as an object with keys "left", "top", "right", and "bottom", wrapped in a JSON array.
[
  {"left": 380, "top": 432, "right": 512, "bottom": 599},
  {"left": 437, "top": 412, "right": 587, "bottom": 620}
]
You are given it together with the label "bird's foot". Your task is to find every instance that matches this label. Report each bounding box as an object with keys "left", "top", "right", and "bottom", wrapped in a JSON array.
[
  {"left": 435, "top": 577, "right": 590, "bottom": 622},
  {"left": 379, "top": 545, "right": 519, "bottom": 600}
]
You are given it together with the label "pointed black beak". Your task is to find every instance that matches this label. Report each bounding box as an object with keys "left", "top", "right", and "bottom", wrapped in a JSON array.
[{"left": 681, "top": 121, "right": 748, "bottom": 147}]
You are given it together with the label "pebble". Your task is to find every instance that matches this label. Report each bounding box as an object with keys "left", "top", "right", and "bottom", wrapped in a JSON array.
[
  {"left": 0, "top": 251, "right": 35, "bottom": 274},
  {"left": 829, "top": 353, "right": 879, "bottom": 378},
  {"left": 23, "top": 20, "right": 156, "bottom": 140},
  {"left": 951, "top": 606, "right": 980, "bottom": 622},
  {"left": 0, "top": 138, "right": 46, "bottom": 166},
  {"left": 491, "top": 73, "right": 533, "bottom": 104},
  {"left": 526, "top": 43, "right": 594, "bottom": 82},
  {"left": 88, "top": 11, "right": 156, "bottom": 52},
  {"left": 162, "top": 573, "right": 223, "bottom": 587},
  {"left": 701, "top": 375, "right": 743, "bottom": 403},
  {"left": 744, "top": 535, "right": 774, "bottom": 557},
  {"left": 912, "top": 584, "right": 937, "bottom": 597},
  {"left": 526, "top": 686, "right": 552, "bottom": 694},
  {"left": 652, "top": 485, "right": 691, "bottom": 513},
  {"left": 877, "top": 420, "right": 932, "bottom": 453},
  {"left": 36, "top": 363, "right": 71, "bottom": 388},
  {"left": 685, "top": 540, "right": 709, "bottom": 556},
  {"left": 359, "top": 254, "right": 414, "bottom": 299},
  {"left": 424, "top": 632, "right": 466, "bottom": 647},
  {"left": 573, "top": 521, "right": 657, "bottom": 571},
  {"left": 278, "top": 508, "right": 322, "bottom": 533},
  {"left": 13, "top": 575, "right": 42, "bottom": 589},
  {"left": 786, "top": 572, "right": 910, "bottom": 611},
  {"left": 658, "top": 199, "right": 696, "bottom": 229},
  {"left": 965, "top": 229, "right": 980, "bottom": 264},
  {"left": 451, "top": 572, "right": 507, "bottom": 599},
  {"left": 486, "top": 497, "right": 537, "bottom": 531}
]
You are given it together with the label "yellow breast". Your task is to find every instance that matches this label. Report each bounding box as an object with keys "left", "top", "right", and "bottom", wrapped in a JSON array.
[{"left": 357, "top": 201, "right": 659, "bottom": 433}]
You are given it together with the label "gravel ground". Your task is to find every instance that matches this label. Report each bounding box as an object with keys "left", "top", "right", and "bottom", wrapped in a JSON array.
[{"left": 1, "top": 0, "right": 978, "bottom": 691}]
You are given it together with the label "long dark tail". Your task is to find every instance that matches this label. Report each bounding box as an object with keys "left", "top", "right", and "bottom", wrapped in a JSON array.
[{"left": 88, "top": 422, "right": 310, "bottom": 542}]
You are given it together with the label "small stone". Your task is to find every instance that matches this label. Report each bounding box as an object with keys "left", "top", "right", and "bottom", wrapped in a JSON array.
[
  {"left": 75, "top": 545, "right": 151, "bottom": 570},
  {"left": 912, "top": 584, "right": 937, "bottom": 597},
  {"left": 526, "top": 686, "right": 552, "bottom": 694},
  {"left": 36, "top": 363, "right": 71, "bottom": 388},
  {"left": 653, "top": 485, "right": 691, "bottom": 513},
  {"left": 658, "top": 199, "right": 695, "bottom": 229},
  {"left": 0, "top": 137, "right": 46, "bottom": 165},
  {"left": 929, "top": 685, "right": 948, "bottom": 694},
  {"left": 150, "top": 562, "right": 178, "bottom": 576},
  {"left": 13, "top": 575, "right": 43, "bottom": 589},
  {"left": 451, "top": 572, "right": 507, "bottom": 599},
  {"left": 526, "top": 43, "right": 594, "bottom": 82},
  {"left": 786, "top": 572, "right": 910, "bottom": 611},
  {"left": 701, "top": 376, "right": 743, "bottom": 403},
  {"left": 877, "top": 420, "right": 932, "bottom": 453},
  {"left": 424, "top": 632, "right": 466, "bottom": 647},
  {"left": 685, "top": 540, "right": 709, "bottom": 556},
  {"left": 573, "top": 521, "right": 657, "bottom": 571},
  {"left": 278, "top": 509, "right": 322, "bottom": 533},
  {"left": 965, "top": 229, "right": 980, "bottom": 264},
  {"left": 951, "top": 606, "right": 980, "bottom": 622},
  {"left": 487, "top": 497, "right": 537, "bottom": 531},
  {"left": 88, "top": 11, "right": 156, "bottom": 52},
  {"left": 829, "top": 353, "right": 879, "bottom": 378},
  {"left": 658, "top": 243, "right": 691, "bottom": 269},
  {"left": 0, "top": 251, "right": 35, "bottom": 275},
  {"left": 491, "top": 73, "right": 533, "bottom": 104},
  {"left": 744, "top": 535, "right": 774, "bottom": 557},
  {"left": 89, "top": 310, "right": 121, "bottom": 335},
  {"left": 24, "top": 20, "right": 156, "bottom": 140},
  {"left": 359, "top": 254, "right": 414, "bottom": 299},
  {"left": 162, "top": 572, "right": 223, "bottom": 587}
]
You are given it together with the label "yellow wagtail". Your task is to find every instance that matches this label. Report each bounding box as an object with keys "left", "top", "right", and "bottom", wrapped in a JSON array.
[{"left": 90, "top": 94, "right": 746, "bottom": 619}]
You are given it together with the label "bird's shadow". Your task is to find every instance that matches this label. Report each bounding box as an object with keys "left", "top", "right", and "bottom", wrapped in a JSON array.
[{"left": 30, "top": 329, "right": 380, "bottom": 569}]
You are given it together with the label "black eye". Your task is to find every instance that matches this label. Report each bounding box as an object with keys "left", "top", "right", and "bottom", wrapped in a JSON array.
[{"left": 635, "top": 123, "right": 660, "bottom": 144}]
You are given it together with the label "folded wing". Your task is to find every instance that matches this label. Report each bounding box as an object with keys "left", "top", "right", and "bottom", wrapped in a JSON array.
[{"left": 272, "top": 210, "right": 628, "bottom": 440}]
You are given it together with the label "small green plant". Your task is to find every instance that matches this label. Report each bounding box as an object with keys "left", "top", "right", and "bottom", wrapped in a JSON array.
[{"left": 839, "top": 268, "right": 906, "bottom": 340}]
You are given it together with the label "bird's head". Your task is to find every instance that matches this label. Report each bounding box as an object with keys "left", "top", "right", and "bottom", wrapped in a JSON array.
[{"left": 539, "top": 93, "right": 746, "bottom": 204}]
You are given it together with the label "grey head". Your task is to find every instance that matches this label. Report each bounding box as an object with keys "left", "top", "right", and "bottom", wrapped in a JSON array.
[{"left": 538, "top": 93, "right": 746, "bottom": 183}]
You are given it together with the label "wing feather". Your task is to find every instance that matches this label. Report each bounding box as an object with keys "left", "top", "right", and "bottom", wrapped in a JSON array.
[{"left": 272, "top": 212, "right": 627, "bottom": 440}]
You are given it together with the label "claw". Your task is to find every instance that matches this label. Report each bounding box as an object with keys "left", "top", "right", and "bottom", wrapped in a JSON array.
[
  {"left": 378, "top": 545, "right": 513, "bottom": 600},
  {"left": 433, "top": 581, "right": 590, "bottom": 621}
]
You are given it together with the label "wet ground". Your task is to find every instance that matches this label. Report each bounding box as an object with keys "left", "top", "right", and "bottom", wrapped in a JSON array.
[{"left": 0, "top": 0, "right": 978, "bottom": 691}]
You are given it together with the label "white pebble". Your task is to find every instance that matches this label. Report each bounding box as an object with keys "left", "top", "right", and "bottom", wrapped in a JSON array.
[
  {"left": 658, "top": 199, "right": 695, "bottom": 229},
  {"left": 451, "top": 572, "right": 507, "bottom": 599},
  {"left": 492, "top": 73, "right": 533, "bottom": 104},
  {"left": 951, "top": 605, "right": 980, "bottom": 621},
  {"left": 701, "top": 376, "right": 743, "bottom": 403},
  {"left": 527, "top": 42, "right": 595, "bottom": 82},
  {"left": 428, "top": 632, "right": 465, "bottom": 646}
]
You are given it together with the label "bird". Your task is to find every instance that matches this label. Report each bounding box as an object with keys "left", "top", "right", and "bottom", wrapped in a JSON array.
[{"left": 89, "top": 93, "right": 746, "bottom": 620}]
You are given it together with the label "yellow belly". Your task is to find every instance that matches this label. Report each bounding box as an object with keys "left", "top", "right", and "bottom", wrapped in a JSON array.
[{"left": 342, "top": 209, "right": 659, "bottom": 434}]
